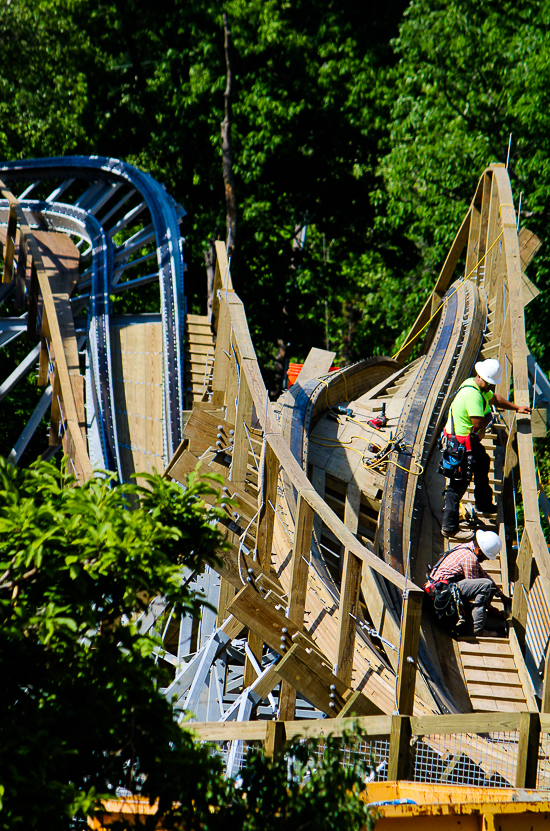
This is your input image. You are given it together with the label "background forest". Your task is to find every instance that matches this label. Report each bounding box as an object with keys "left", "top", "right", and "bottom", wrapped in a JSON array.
[{"left": 1, "top": 0, "right": 549, "bottom": 417}]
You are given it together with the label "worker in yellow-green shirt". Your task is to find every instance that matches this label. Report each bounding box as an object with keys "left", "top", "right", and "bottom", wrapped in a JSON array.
[{"left": 441, "top": 359, "right": 531, "bottom": 541}]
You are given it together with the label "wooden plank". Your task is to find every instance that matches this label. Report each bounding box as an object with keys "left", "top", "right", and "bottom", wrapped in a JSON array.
[
  {"left": 335, "top": 550, "right": 362, "bottom": 687},
  {"left": 532, "top": 408, "right": 547, "bottom": 438},
  {"left": 215, "top": 532, "right": 283, "bottom": 595},
  {"left": 231, "top": 370, "right": 254, "bottom": 487},
  {"left": 275, "top": 642, "right": 382, "bottom": 718},
  {"left": 512, "top": 528, "right": 533, "bottom": 650},
  {"left": 335, "top": 479, "right": 363, "bottom": 686},
  {"left": 508, "top": 626, "right": 539, "bottom": 711},
  {"left": 515, "top": 712, "right": 540, "bottom": 789},
  {"left": 521, "top": 271, "right": 541, "bottom": 306},
  {"left": 264, "top": 721, "right": 286, "bottom": 759},
  {"left": 395, "top": 590, "right": 422, "bottom": 715},
  {"left": 256, "top": 442, "right": 278, "bottom": 570},
  {"left": 227, "top": 584, "right": 315, "bottom": 655},
  {"left": 184, "top": 721, "right": 269, "bottom": 742},
  {"left": 518, "top": 227, "right": 542, "bottom": 271},
  {"left": 167, "top": 450, "right": 258, "bottom": 522},
  {"left": 278, "top": 495, "right": 314, "bottom": 720},
  {"left": 387, "top": 715, "right": 412, "bottom": 781},
  {"left": 293, "top": 346, "right": 336, "bottom": 385},
  {"left": 216, "top": 578, "right": 236, "bottom": 628},
  {"left": 410, "top": 711, "right": 523, "bottom": 735}
]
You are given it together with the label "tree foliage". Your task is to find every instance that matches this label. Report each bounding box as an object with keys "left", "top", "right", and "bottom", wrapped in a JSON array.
[
  {"left": 0, "top": 457, "right": 376, "bottom": 829},
  {"left": 1, "top": 0, "right": 550, "bottom": 382},
  {"left": 380, "top": 0, "right": 550, "bottom": 364},
  {"left": 0, "top": 457, "right": 226, "bottom": 829}
]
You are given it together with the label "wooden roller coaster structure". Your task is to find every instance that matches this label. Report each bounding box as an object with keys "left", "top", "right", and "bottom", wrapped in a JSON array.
[{"left": 2, "top": 160, "right": 550, "bottom": 788}]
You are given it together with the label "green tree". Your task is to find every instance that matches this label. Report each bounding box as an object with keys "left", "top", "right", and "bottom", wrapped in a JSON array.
[
  {"left": 0, "top": 457, "right": 226, "bottom": 829},
  {"left": 379, "top": 0, "right": 550, "bottom": 365},
  {"left": 0, "top": 457, "right": 377, "bottom": 829}
]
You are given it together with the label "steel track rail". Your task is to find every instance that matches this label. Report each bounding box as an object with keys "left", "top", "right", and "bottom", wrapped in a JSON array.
[{"left": 0, "top": 156, "right": 186, "bottom": 475}]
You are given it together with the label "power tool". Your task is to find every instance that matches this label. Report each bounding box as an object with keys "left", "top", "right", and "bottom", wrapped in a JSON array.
[{"left": 367, "top": 402, "right": 387, "bottom": 430}]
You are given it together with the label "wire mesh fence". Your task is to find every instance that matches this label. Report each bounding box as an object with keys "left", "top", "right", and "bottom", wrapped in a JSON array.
[
  {"left": 537, "top": 732, "right": 550, "bottom": 789},
  {"left": 314, "top": 738, "right": 391, "bottom": 782},
  {"left": 410, "top": 731, "right": 519, "bottom": 787},
  {"left": 207, "top": 739, "right": 261, "bottom": 778}
]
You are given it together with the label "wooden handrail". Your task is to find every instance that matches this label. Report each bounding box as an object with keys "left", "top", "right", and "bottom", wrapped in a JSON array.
[
  {"left": 213, "top": 282, "right": 421, "bottom": 596},
  {"left": 185, "top": 711, "right": 542, "bottom": 788}
]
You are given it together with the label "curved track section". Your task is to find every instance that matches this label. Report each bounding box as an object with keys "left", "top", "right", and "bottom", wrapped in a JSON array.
[{"left": 0, "top": 156, "right": 186, "bottom": 476}]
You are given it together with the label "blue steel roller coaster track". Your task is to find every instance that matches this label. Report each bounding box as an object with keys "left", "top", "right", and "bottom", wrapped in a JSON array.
[{"left": 0, "top": 156, "right": 186, "bottom": 479}]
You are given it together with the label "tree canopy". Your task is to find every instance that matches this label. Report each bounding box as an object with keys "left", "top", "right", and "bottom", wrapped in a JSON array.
[
  {"left": 0, "top": 457, "right": 375, "bottom": 829},
  {"left": 1, "top": 0, "right": 549, "bottom": 387},
  {"left": 0, "top": 458, "right": 225, "bottom": 828}
]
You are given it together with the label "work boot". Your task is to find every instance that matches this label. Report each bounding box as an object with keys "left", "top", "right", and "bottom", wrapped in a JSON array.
[
  {"left": 441, "top": 527, "right": 474, "bottom": 542},
  {"left": 475, "top": 502, "right": 498, "bottom": 516}
]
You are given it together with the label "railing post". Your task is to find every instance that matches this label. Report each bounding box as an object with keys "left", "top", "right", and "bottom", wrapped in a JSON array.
[
  {"left": 278, "top": 495, "right": 314, "bottom": 720},
  {"left": 265, "top": 721, "right": 286, "bottom": 760},
  {"left": 211, "top": 298, "right": 230, "bottom": 408},
  {"left": 2, "top": 203, "right": 17, "bottom": 283},
  {"left": 395, "top": 589, "right": 423, "bottom": 715},
  {"left": 256, "top": 442, "right": 278, "bottom": 570},
  {"left": 387, "top": 714, "right": 412, "bottom": 781},
  {"left": 512, "top": 528, "right": 532, "bottom": 651},
  {"left": 515, "top": 711, "right": 540, "bottom": 789},
  {"left": 231, "top": 369, "right": 253, "bottom": 487},
  {"left": 335, "top": 549, "right": 362, "bottom": 687}
]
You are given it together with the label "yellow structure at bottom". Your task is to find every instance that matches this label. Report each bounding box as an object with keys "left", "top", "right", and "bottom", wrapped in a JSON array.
[{"left": 366, "top": 782, "right": 550, "bottom": 830}]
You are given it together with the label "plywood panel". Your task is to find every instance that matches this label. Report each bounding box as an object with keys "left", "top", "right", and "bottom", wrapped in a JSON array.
[{"left": 111, "top": 320, "right": 165, "bottom": 482}]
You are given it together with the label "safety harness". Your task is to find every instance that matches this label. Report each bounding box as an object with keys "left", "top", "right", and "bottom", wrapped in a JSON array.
[{"left": 424, "top": 546, "right": 466, "bottom": 629}]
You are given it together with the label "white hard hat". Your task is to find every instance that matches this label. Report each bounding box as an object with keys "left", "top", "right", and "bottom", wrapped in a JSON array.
[
  {"left": 475, "top": 359, "right": 502, "bottom": 385},
  {"left": 475, "top": 530, "right": 502, "bottom": 559}
]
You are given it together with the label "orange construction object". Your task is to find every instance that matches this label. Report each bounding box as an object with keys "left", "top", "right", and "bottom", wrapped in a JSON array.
[
  {"left": 286, "top": 363, "right": 304, "bottom": 386},
  {"left": 286, "top": 363, "right": 340, "bottom": 387}
]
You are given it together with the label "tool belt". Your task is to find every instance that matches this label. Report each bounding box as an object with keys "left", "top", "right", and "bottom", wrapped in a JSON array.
[
  {"left": 438, "top": 431, "right": 466, "bottom": 478},
  {"left": 424, "top": 578, "right": 464, "bottom": 624},
  {"left": 424, "top": 547, "right": 465, "bottom": 626}
]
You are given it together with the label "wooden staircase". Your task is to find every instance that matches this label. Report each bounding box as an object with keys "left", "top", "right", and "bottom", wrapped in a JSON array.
[
  {"left": 454, "top": 419, "right": 537, "bottom": 711},
  {"left": 184, "top": 314, "right": 215, "bottom": 408}
]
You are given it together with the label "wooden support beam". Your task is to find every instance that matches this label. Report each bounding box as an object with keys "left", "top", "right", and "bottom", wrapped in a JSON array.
[
  {"left": 387, "top": 715, "right": 412, "bottom": 781},
  {"left": 214, "top": 530, "right": 282, "bottom": 594},
  {"left": 231, "top": 369, "right": 254, "bottom": 487},
  {"left": 15, "top": 229, "right": 27, "bottom": 309},
  {"left": 515, "top": 712, "right": 540, "bottom": 789},
  {"left": 2, "top": 204, "right": 16, "bottom": 283},
  {"left": 256, "top": 442, "right": 278, "bottom": 570},
  {"left": 395, "top": 590, "right": 423, "bottom": 716},
  {"left": 335, "top": 550, "right": 362, "bottom": 688},
  {"left": 227, "top": 584, "right": 316, "bottom": 655},
  {"left": 278, "top": 495, "right": 314, "bottom": 720},
  {"left": 264, "top": 721, "right": 286, "bottom": 760},
  {"left": 211, "top": 297, "right": 230, "bottom": 408},
  {"left": 512, "top": 528, "right": 532, "bottom": 650},
  {"left": 542, "top": 641, "right": 550, "bottom": 714},
  {"left": 276, "top": 642, "right": 383, "bottom": 719},
  {"left": 216, "top": 578, "right": 236, "bottom": 628}
]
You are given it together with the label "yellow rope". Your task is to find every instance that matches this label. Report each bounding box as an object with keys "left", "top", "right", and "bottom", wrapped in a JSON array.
[
  {"left": 315, "top": 369, "right": 349, "bottom": 409},
  {"left": 393, "top": 230, "right": 504, "bottom": 360},
  {"left": 310, "top": 431, "right": 424, "bottom": 475}
]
